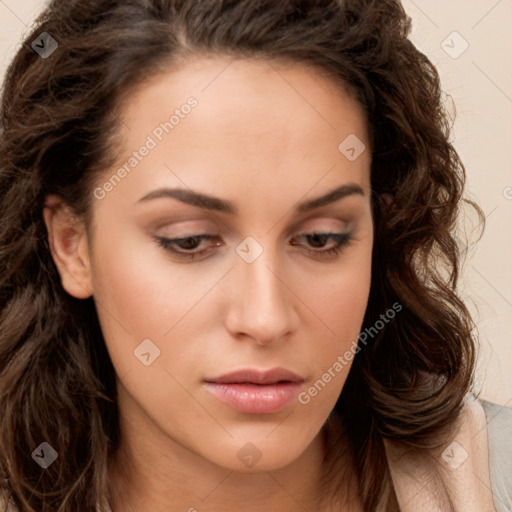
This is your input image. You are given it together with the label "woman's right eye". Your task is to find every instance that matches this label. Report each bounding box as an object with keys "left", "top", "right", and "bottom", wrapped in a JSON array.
[{"left": 154, "top": 235, "right": 222, "bottom": 260}]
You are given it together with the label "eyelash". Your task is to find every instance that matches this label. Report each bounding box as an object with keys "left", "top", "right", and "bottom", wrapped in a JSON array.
[{"left": 154, "top": 231, "right": 355, "bottom": 261}]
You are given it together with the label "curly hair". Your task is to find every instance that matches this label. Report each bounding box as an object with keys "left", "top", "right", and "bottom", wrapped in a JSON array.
[{"left": 0, "top": 0, "right": 485, "bottom": 510}]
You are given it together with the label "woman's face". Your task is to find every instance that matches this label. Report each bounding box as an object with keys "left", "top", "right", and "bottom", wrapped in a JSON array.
[{"left": 53, "top": 56, "right": 373, "bottom": 472}]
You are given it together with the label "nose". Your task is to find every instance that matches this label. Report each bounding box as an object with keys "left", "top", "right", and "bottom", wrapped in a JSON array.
[{"left": 224, "top": 246, "right": 299, "bottom": 346}]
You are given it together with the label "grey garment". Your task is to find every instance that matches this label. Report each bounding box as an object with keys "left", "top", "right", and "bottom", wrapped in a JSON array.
[{"left": 480, "top": 399, "right": 512, "bottom": 512}]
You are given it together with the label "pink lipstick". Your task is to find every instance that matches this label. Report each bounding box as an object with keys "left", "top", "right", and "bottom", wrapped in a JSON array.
[{"left": 204, "top": 368, "right": 304, "bottom": 414}]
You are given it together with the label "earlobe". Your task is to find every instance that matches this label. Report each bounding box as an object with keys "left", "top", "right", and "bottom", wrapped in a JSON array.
[
  {"left": 380, "top": 193, "right": 393, "bottom": 208},
  {"left": 43, "top": 195, "right": 93, "bottom": 299},
  {"left": 378, "top": 193, "right": 394, "bottom": 219}
]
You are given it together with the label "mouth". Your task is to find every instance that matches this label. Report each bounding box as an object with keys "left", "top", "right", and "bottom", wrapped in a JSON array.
[{"left": 203, "top": 368, "right": 305, "bottom": 414}]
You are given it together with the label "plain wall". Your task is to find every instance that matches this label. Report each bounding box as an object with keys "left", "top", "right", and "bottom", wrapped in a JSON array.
[{"left": 1, "top": 0, "right": 511, "bottom": 406}]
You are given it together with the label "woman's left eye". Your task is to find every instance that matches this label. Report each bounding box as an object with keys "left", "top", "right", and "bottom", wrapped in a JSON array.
[
  {"left": 154, "top": 231, "right": 355, "bottom": 261},
  {"left": 291, "top": 232, "right": 355, "bottom": 259}
]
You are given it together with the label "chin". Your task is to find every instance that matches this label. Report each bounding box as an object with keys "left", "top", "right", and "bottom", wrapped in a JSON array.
[{"left": 197, "top": 429, "right": 318, "bottom": 474}]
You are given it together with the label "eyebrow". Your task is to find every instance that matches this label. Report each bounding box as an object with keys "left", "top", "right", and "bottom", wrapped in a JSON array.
[{"left": 137, "top": 183, "right": 365, "bottom": 215}]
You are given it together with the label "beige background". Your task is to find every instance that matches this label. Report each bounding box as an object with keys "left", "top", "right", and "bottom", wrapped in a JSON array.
[{"left": 1, "top": 0, "right": 510, "bottom": 406}]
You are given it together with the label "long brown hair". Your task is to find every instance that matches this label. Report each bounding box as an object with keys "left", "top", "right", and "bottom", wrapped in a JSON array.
[{"left": 0, "top": 0, "right": 485, "bottom": 510}]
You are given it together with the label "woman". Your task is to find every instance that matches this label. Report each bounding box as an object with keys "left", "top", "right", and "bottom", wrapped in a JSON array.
[{"left": 0, "top": 0, "right": 510, "bottom": 510}]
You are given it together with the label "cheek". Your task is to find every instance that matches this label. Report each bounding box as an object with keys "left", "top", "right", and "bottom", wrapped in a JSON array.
[
  {"left": 297, "top": 258, "right": 372, "bottom": 414},
  {"left": 297, "top": 238, "right": 373, "bottom": 342},
  {"left": 296, "top": 238, "right": 373, "bottom": 400},
  {"left": 88, "top": 227, "right": 200, "bottom": 370},
  {"left": 332, "top": 259, "right": 372, "bottom": 339}
]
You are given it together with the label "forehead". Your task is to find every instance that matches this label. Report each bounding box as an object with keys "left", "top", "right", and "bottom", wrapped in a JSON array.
[
  {"left": 96, "top": 56, "right": 371, "bottom": 211},
  {"left": 116, "top": 55, "right": 369, "bottom": 142}
]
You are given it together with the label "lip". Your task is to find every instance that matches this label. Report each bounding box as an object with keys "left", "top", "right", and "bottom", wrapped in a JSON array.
[{"left": 204, "top": 368, "right": 304, "bottom": 414}]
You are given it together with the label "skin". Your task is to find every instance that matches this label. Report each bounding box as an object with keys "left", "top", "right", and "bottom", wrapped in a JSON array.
[{"left": 44, "top": 56, "right": 373, "bottom": 511}]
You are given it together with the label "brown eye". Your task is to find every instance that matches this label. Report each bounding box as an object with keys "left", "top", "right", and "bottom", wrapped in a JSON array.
[
  {"left": 290, "top": 232, "right": 355, "bottom": 259},
  {"left": 155, "top": 234, "right": 222, "bottom": 259}
]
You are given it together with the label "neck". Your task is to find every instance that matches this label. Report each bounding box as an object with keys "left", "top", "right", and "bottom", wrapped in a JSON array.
[{"left": 108, "top": 391, "right": 357, "bottom": 511}]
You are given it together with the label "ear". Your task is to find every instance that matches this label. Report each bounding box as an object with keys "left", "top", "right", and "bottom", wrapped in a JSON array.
[
  {"left": 380, "top": 193, "right": 393, "bottom": 208},
  {"left": 377, "top": 192, "right": 394, "bottom": 217},
  {"left": 43, "top": 195, "right": 93, "bottom": 299}
]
